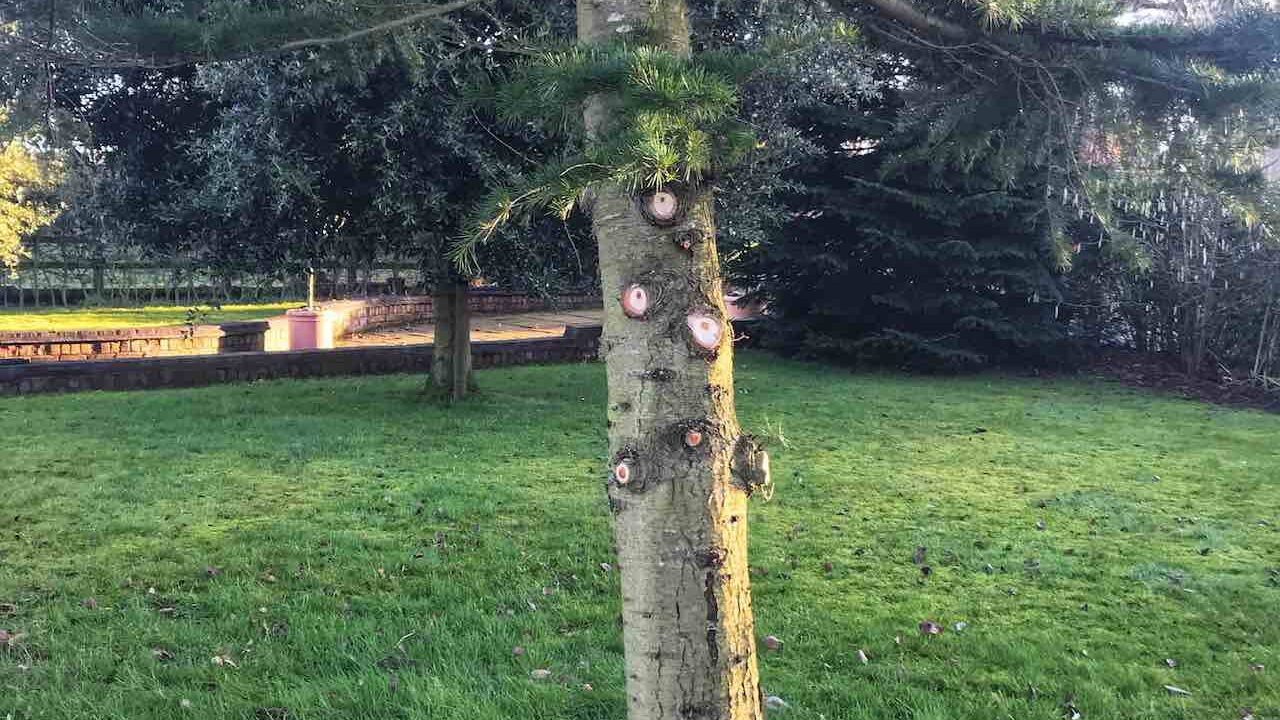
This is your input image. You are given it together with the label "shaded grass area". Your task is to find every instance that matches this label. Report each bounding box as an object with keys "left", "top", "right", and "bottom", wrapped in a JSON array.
[
  {"left": 1, "top": 354, "right": 1277, "bottom": 719},
  {"left": 0, "top": 302, "right": 302, "bottom": 332}
]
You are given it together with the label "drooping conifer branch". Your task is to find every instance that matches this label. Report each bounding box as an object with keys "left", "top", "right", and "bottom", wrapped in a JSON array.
[{"left": 452, "top": 43, "right": 759, "bottom": 272}]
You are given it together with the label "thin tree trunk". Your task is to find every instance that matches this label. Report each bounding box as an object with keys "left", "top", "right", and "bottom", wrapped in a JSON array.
[
  {"left": 32, "top": 239, "right": 41, "bottom": 308},
  {"left": 580, "top": 2, "right": 764, "bottom": 718},
  {"left": 432, "top": 280, "right": 473, "bottom": 400},
  {"left": 451, "top": 282, "right": 471, "bottom": 399},
  {"left": 1255, "top": 292, "right": 1274, "bottom": 380}
]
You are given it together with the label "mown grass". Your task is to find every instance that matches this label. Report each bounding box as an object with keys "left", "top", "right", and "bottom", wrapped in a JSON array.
[
  {"left": 0, "top": 302, "right": 302, "bottom": 332},
  {"left": 1, "top": 354, "right": 1277, "bottom": 720}
]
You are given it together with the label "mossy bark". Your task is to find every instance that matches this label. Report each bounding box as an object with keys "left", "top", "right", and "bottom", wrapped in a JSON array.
[
  {"left": 432, "top": 281, "right": 473, "bottom": 400},
  {"left": 579, "top": 1, "right": 763, "bottom": 718}
]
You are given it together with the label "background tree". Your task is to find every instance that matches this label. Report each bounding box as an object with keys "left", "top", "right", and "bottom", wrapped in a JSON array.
[
  {"left": 0, "top": 137, "right": 58, "bottom": 274},
  {"left": 6, "top": 0, "right": 595, "bottom": 396},
  {"left": 707, "top": 0, "right": 1280, "bottom": 374}
]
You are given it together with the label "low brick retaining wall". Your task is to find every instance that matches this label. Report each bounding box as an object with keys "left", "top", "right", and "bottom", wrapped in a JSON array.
[
  {"left": 0, "top": 325, "right": 601, "bottom": 396},
  {"left": 318, "top": 291, "right": 599, "bottom": 335},
  {"left": 0, "top": 321, "right": 268, "bottom": 362},
  {"left": 0, "top": 292, "right": 600, "bottom": 360}
]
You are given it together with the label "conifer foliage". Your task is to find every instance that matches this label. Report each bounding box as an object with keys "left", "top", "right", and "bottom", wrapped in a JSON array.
[{"left": 453, "top": 42, "right": 757, "bottom": 270}]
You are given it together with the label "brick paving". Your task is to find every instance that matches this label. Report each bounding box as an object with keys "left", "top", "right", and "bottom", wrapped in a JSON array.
[{"left": 337, "top": 309, "right": 604, "bottom": 347}]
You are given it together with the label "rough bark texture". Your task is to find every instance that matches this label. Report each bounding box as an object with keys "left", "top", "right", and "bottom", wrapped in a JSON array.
[
  {"left": 579, "top": 2, "right": 763, "bottom": 718},
  {"left": 431, "top": 281, "right": 473, "bottom": 399}
]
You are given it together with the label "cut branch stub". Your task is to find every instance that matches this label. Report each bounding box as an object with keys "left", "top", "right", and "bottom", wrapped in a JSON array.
[
  {"left": 639, "top": 189, "right": 683, "bottom": 227},
  {"left": 613, "top": 457, "right": 635, "bottom": 486},
  {"left": 686, "top": 311, "right": 725, "bottom": 353},
  {"left": 621, "top": 283, "right": 651, "bottom": 318},
  {"left": 731, "top": 435, "right": 772, "bottom": 498},
  {"left": 611, "top": 449, "right": 643, "bottom": 490},
  {"left": 677, "top": 419, "right": 709, "bottom": 449},
  {"left": 673, "top": 230, "right": 699, "bottom": 253}
]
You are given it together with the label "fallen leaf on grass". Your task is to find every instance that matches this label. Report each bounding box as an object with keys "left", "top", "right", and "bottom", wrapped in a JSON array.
[
  {"left": 1163, "top": 685, "right": 1191, "bottom": 697},
  {"left": 376, "top": 652, "right": 415, "bottom": 671},
  {"left": 918, "top": 621, "right": 942, "bottom": 636},
  {"left": 530, "top": 668, "right": 552, "bottom": 681},
  {"left": 0, "top": 629, "right": 24, "bottom": 648},
  {"left": 763, "top": 635, "right": 783, "bottom": 651},
  {"left": 856, "top": 649, "right": 869, "bottom": 664},
  {"left": 211, "top": 653, "right": 238, "bottom": 668}
]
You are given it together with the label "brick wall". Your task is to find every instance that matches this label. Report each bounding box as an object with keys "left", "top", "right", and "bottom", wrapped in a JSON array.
[
  {"left": 3, "top": 292, "right": 602, "bottom": 360},
  {"left": 319, "top": 291, "right": 600, "bottom": 338},
  {"left": 0, "top": 321, "right": 268, "bottom": 362},
  {"left": 0, "top": 325, "right": 602, "bottom": 396}
]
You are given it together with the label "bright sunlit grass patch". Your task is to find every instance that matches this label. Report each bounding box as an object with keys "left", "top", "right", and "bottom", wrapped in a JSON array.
[
  {"left": 0, "top": 302, "right": 303, "bottom": 332},
  {"left": 0, "top": 354, "right": 1277, "bottom": 719}
]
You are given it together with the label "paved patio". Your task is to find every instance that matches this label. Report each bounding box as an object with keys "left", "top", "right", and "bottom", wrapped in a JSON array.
[{"left": 337, "top": 309, "right": 604, "bottom": 347}]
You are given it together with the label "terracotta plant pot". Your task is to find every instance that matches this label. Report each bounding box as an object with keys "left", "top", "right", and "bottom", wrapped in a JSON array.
[{"left": 285, "top": 309, "right": 334, "bottom": 350}]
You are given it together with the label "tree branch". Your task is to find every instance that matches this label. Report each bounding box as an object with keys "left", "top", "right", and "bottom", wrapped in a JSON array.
[
  {"left": 274, "top": 0, "right": 480, "bottom": 53},
  {"left": 3, "top": 0, "right": 482, "bottom": 70},
  {"left": 846, "top": 0, "right": 974, "bottom": 41}
]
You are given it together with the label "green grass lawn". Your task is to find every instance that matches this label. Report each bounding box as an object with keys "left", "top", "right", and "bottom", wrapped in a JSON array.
[
  {"left": 1, "top": 354, "right": 1277, "bottom": 720},
  {"left": 0, "top": 302, "right": 303, "bottom": 332}
]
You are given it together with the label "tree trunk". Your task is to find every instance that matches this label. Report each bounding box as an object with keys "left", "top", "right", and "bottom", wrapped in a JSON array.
[
  {"left": 432, "top": 280, "right": 473, "bottom": 400},
  {"left": 31, "top": 239, "right": 41, "bottom": 308},
  {"left": 579, "top": 2, "right": 765, "bottom": 718}
]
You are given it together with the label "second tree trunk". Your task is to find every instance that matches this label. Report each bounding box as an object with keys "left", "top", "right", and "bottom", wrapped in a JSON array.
[{"left": 432, "top": 281, "right": 473, "bottom": 399}]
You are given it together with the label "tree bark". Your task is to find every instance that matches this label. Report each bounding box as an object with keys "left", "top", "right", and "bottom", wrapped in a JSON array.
[
  {"left": 579, "top": 2, "right": 765, "bottom": 718},
  {"left": 432, "top": 280, "right": 473, "bottom": 400}
]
